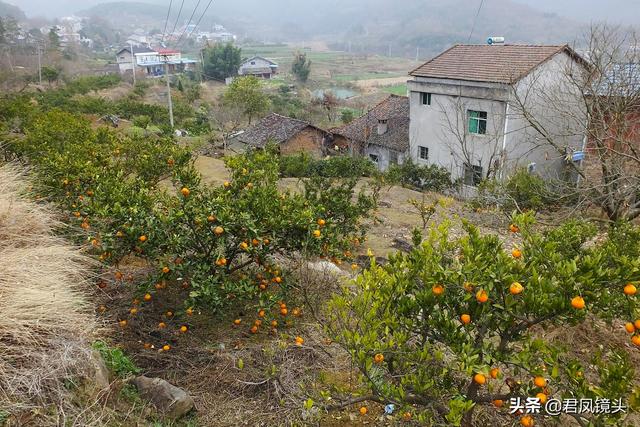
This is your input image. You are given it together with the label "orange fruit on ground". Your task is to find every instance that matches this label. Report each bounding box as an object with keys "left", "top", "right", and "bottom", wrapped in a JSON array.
[
  {"left": 624, "top": 283, "right": 637, "bottom": 296},
  {"left": 274, "top": 276, "right": 283, "bottom": 284},
  {"left": 536, "top": 392, "right": 547, "bottom": 404},
  {"left": 512, "top": 248, "right": 522, "bottom": 259},
  {"left": 402, "top": 412, "right": 412, "bottom": 421},
  {"left": 510, "top": 224, "right": 520, "bottom": 233},
  {"left": 359, "top": 406, "right": 367, "bottom": 416},
  {"left": 490, "top": 367, "right": 500, "bottom": 379},
  {"left": 233, "top": 319, "right": 241, "bottom": 325},
  {"left": 313, "top": 229, "right": 321, "bottom": 238},
  {"left": 139, "top": 235, "right": 147, "bottom": 242},
  {"left": 520, "top": 415, "right": 534, "bottom": 427},
  {"left": 214, "top": 226, "right": 224, "bottom": 235},
  {"left": 493, "top": 399, "right": 504, "bottom": 408},
  {"left": 476, "top": 289, "right": 489, "bottom": 303},
  {"left": 533, "top": 376, "right": 546, "bottom": 388},
  {"left": 317, "top": 218, "right": 326, "bottom": 226},
  {"left": 473, "top": 373, "right": 486, "bottom": 385},
  {"left": 250, "top": 325, "right": 258, "bottom": 334},
  {"left": 632, "top": 335, "right": 640, "bottom": 347},
  {"left": 280, "top": 307, "right": 288, "bottom": 316},
  {"left": 180, "top": 325, "right": 188, "bottom": 333},
  {"left": 143, "top": 293, "right": 152, "bottom": 301},
  {"left": 295, "top": 336, "right": 304, "bottom": 346},
  {"left": 129, "top": 308, "right": 138, "bottom": 315},
  {"left": 510, "top": 282, "right": 524, "bottom": 295},
  {"left": 162, "top": 266, "right": 170, "bottom": 274},
  {"left": 625, "top": 322, "right": 636, "bottom": 333},
  {"left": 73, "top": 211, "right": 81, "bottom": 217},
  {"left": 158, "top": 322, "right": 167, "bottom": 329},
  {"left": 252, "top": 238, "right": 260, "bottom": 246},
  {"left": 373, "top": 353, "right": 384, "bottom": 364},
  {"left": 180, "top": 187, "right": 190, "bottom": 197},
  {"left": 258, "top": 309, "right": 265, "bottom": 317},
  {"left": 162, "top": 344, "right": 171, "bottom": 351},
  {"left": 207, "top": 215, "right": 216, "bottom": 222},
  {"left": 254, "top": 319, "right": 262, "bottom": 327},
  {"left": 460, "top": 314, "right": 471, "bottom": 325},
  {"left": 571, "top": 296, "right": 585, "bottom": 310},
  {"left": 119, "top": 320, "right": 127, "bottom": 327},
  {"left": 271, "top": 320, "right": 278, "bottom": 327},
  {"left": 432, "top": 284, "right": 445, "bottom": 296}
]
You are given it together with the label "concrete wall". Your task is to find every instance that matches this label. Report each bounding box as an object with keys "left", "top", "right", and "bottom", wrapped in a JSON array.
[
  {"left": 239, "top": 58, "right": 276, "bottom": 75},
  {"left": 408, "top": 77, "right": 509, "bottom": 181},
  {"left": 365, "top": 145, "right": 406, "bottom": 171},
  {"left": 408, "top": 51, "right": 587, "bottom": 183}
]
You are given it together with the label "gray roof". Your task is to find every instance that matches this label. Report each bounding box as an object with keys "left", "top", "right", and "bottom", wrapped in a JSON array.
[
  {"left": 116, "top": 46, "right": 156, "bottom": 55},
  {"left": 242, "top": 56, "right": 278, "bottom": 66},
  {"left": 239, "top": 113, "right": 325, "bottom": 147},
  {"left": 331, "top": 95, "right": 409, "bottom": 152}
]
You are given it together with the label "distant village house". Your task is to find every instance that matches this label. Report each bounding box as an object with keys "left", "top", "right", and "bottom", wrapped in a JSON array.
[
  {"left": 332, "top": 95, "right": 410, "bottom": 171},
  {"left": 115, "top": 46, "right": 198, "bottom": 77},
  {"left": 238, "top": 113, "right": 333, "bottom": 158},
  {"left": 238, "top": 56, "right": 278, "bottom": 79}
]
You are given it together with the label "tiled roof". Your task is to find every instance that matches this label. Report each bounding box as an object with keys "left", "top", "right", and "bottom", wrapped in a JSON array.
[
  {"left": 239, "top": 113, "right": 323, "bottom": 147},
  {"left": 242, "top": 56, "right": 278, "bottom": 66},
  {"left": 367, "top": 116, "right": 410, "bottom": 152},
  {"left": 410, "top": 44, "right": 586, "bottom": 84},
  {"left": 117, "top": 46, "right": 156, "bottom": 55},
  {"left": 331, "top": 95, "right": 409, "bottom": 147}
]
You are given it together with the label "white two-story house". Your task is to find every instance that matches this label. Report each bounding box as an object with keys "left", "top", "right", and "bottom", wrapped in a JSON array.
[{"left": 408, "top": 44, "right": 589, "bottom": 186}]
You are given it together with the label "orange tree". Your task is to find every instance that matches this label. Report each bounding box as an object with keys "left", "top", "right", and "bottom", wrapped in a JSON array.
[
  {"left": 328, "top": 215, "right": 640, "bottom": 426},
  {"left": 4, "top": 108, "right": 377, "bottom": 316}
]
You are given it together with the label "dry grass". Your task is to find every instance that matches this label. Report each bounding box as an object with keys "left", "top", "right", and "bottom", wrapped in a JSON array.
[{"left": 0, "top": 165, "right": 97, "bottom": 424}]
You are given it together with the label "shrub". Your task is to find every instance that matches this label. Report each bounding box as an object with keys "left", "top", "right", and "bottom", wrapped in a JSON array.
[
  {"left": 132, "top": 115, "right": 151, "bottom": 129},
  {"left": 328, "top": 214, "right": 640, "bottom": 425},
  {"left": 279, "top": 154, "right": 377, "bottom": 178},
  {"left": 386, "top": 160, "right": 453, "bottom": 192},
  {"left": 475, "top": 169, "right": 551, "bottom": 212}
]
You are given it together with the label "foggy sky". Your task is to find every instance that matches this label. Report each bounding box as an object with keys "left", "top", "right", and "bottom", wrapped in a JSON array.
[{"left": 6, "top": 0, "right": 640, "bottom": 25}]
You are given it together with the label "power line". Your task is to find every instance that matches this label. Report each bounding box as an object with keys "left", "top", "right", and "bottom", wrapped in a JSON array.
[
  {"left": 174, "top": 0, "right": 202, "bottom": 47},
  {"left": 182, "top": 0, "right": 215, "bottom": 45},
  {"left": 160, "top": 0, "right": 174, "bottom": 45},
  {"left": 169, "top": 0, "right": 186, "bottom": 41},
  {"left": 467, "top": 0, "right": 485, "bottom": 43}
]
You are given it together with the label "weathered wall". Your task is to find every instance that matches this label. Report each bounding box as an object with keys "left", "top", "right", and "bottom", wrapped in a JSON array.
[{"left": 280, "top": 127, "right": 325, "bottom": 158}]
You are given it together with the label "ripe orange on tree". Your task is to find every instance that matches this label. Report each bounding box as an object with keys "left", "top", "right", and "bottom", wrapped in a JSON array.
[
  {"left": 258, "top": 309, "right": 265, "bottom": 317},
  {"left": 509, "top": 224, "right": 520, "bottom": 233},
  {"left": 180, "top": 187, "right": 190, "bottom": 197},
  {"left": 162, "top": 266, "right": 170, "bottom": 274},
  {"left": 295, "top": 336, "right": 304, "bottom": 346},
  {"left": 493, "top": 399, "right": 504, "bottom": 408},
  {"left": 476, "top": 289, "right": 489, "bottom": 303},
  {"left": 130, "top": 307, "right": 138, "bottom": 315},
  {"left": 460, "top": 314, "right": 471, "bottom": 325},
  {"left": 512, "top": 248, "right": 522, "bottom": 259},
  {"left": 510, "top": 282, "right": 524, "bottom": 295},
  {"left": 359, "top": 406, "right": 367, "bottom": 416},
  {"left": 158, "top": 322, "right": 167, "bottom": 329},
  {"left": 536, "top": 392, "right": 547, "bottom": 404},
  {"left": 625, "top": 322, "right": 636, "bottom": 333},
  {"left": 214, "top": 226, "right": 224, "bottom": 236},
  {"left": 143, "top": 293, "right": 152, "bottom": 301},
  {"left": 432, "top": 284, "right": 445, "bottom": 296},
  {"left": 571, "top": 296, "right": 585, "bottom": 310},
  {"left": 186, "top": 307, "right": 193, "bottom": 316},
  {"left": 119, "top": 319, "right": 127, "bottom": 327},
  {"left": 533, "top": 376, "right": 546, "bottom": 388},
  {"left": 313, "top": 229, "right": 321, "bottom": 238},
  {"left": 240, "top": 241, "right": 249, "bottom": 250},
  {"left": 632, "top": 335, "right": 640, "bottom": 347},
  {"left": 317, "top": 218, "right": 326, "bottom": 226},
  {"left": 373, "top": 353, "right": 384, "bottom": 363},
  {"left": 292, "top": 308, "right": 301, "bottom": 317},
  {"left": 520, "top": 415, "right": 534, "bottom": 427},
  {"left": 280, "top": 307, "right": 288, "bottom": 316},
  {"left": 162, "top": 344, "right": 171, "bottom": 351},
  {"left": 271, "top": 320, "right": 278, "bottom": 328},
  {"left": 250, "top": 325, "right": 258, "bottom": 334},
  {"left": 180, "top": 325, "right": 188, "bottom": 333},
  {"left": 139, "top": 235, "right": 147, "bottom": 242},
  {"left": 624, "top": 283, "right": 637, "bottom": 296},
  {"left": 490, "top": 367, "right": 500, "bottom": 379},
  {"left": 473, "top": 373, "right": 486, "bottom": 385},
  {"left": 207, "top": 215, "right": 216, "bottom": 222},
  {"left": 252, "top": 238, "right": 260, "bottom": 246}
]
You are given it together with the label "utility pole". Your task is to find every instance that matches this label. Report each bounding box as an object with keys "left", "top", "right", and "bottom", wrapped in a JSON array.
[
  {"left": 163, "top": 55, "right": 174, "bottom": 128},
  {"left": 37, "top": 44, "right": 42, "bottom": 85},
  {"left": 199, "top": 48, "right": 204, "bottom": 83},
  {"left": 129, "top": 41, "right": 136, "bottom": 85},
  {"left": 415, "top": 46, "right": 420, "bottom": 61}
]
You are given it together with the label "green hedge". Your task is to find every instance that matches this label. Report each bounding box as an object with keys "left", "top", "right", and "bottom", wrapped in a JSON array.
[{"left": 279, "top": 153, "right": 377, "bottom": 178}]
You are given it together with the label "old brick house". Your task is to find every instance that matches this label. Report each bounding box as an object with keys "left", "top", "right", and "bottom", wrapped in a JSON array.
[
  {"left": 331, "top": 95, "right": 410, "bottom": 171},
  {"left": 238, "top": 113, "right": 332, "bottom": 158}
]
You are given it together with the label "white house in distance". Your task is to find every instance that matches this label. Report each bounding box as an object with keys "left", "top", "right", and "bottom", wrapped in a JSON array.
[
  {"left": 408, "top": 43, "right": 589, "bottom": 186},
  {"left": 115, "top": 47, "right": 198, "bottom": 77},
  {"left": 238, "top": 56, "right": 278, "bottom": 79}
]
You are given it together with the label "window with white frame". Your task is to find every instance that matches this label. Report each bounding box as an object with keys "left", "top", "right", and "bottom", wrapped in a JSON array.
[{"left": 468, "top": 110, "right": 488, "bottom": 134}]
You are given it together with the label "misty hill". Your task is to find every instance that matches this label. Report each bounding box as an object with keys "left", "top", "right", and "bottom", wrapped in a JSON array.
[
  {"left": 0, "top": 1, "right": 26, "bottom": 20},
  {"left": 81, "top": 0, "right": 586, "bottom": 56}
]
